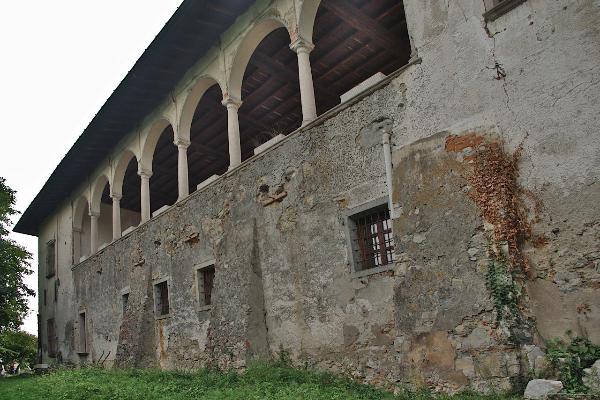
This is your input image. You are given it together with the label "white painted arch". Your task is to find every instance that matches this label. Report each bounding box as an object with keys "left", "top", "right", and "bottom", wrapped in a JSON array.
[
  {"left": 90, "top": 173, "right": 110, "bottom": 215},
  {"left": 178, "top": 76, "right": 224, "bottom": 143},
  {"left": 111, "top": 149, "right": 138, "bottom": 198},
  {"left": 227, "top": 13, "right": 292, "bottom": 101},
  {"left": 297, "top": 0, "right": 321, "bottom": 43},
  {"left": 73, "top": 195, "right": 89, "bottom": 231},
  {"left": 139, "top": 117, "right": 175, "bottom": 174}
]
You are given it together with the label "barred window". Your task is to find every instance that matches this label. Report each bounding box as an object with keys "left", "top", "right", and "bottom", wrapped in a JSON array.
[{"left": 347, "top": 202, "right": 395, "bottom": 272}]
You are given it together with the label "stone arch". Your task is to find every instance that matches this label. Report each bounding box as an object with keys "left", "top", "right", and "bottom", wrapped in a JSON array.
[
  {"left": 72, "top": 195, "right": 90, "bottom": 262},
  {"left": 140, "top": 118, "right": 174, "bottom": 173},
  {"left": 90, "top": 174, "right": 110, "bottom": 215},
  {"left": 179, "top": 76, "right": 224, "bottom": 143},
  {"left": 73, "top": 195, "right": 89, "bottom": 231},
  {"left": 111, "top": 149, "right": 138, "bottom": 198},
  {"left": 228, "top": 14, "right": 292, "bottom": 100},
  {"left": 297, "top": 0, "right": 321, "bottom": 43}
]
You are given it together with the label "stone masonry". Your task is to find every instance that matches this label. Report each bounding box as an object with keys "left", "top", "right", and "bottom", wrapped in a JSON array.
[{"left": 26, "top": 0, "right": 600, "bottom": 394}]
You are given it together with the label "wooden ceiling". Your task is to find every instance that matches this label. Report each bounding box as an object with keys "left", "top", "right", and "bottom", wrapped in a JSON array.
[{"left": 114, "top": 0, "right": 410, "bottom": 213}]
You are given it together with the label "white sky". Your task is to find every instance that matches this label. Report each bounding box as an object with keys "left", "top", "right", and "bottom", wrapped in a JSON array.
[{"left": 0, "top": 1, "right": 184, "bottom": 335}]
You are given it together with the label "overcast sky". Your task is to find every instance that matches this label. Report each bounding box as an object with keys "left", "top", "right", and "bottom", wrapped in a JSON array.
[{"left": 0, "top": 1, "right": 184, "bottom": 334}]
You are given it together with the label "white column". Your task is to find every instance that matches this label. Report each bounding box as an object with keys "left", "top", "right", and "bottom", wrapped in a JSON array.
[
  {"left": 90, "top": 211, "right": 99, "bottom": 254},
  {"left": 290, "top": 38, "right": 317, "bottom": 126},
  {"left": 175, "top": 139, "right": 190, "bottom": 200},
  {"left": 139, "top": 170, "right": 152, "bottom": 223},
  {"left": 222, "top": 95, "right": 243, "bottom": 169},
  {"left": 111, "top": 193, "right": 122, "bottom": 240}
]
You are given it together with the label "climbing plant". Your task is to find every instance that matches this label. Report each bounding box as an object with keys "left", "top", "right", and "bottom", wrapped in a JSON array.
[
  {"left": 485, "top": 251, "right": 518, "bottom": 321},
  {"left": 465, "top": 141, "right": 533, "bottom": 278},
  {"left": 546, "top": 336, "right": 600, "bottom": 393}
]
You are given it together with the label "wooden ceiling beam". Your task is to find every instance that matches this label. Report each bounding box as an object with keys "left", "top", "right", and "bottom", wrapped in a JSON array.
[
  {"left": 249, "top": 50, "right": 341, "bottom": 104},
  {"left": 322, "top": 0, "right": 404, "bottom": 51},
  {"left": 188, "top": 139, "right": 229, "bottom": 160}
]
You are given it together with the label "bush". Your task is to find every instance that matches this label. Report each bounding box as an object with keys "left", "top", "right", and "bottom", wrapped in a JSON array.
[{"left": 546, "top": 336, "right": 600, "bottom": 393}]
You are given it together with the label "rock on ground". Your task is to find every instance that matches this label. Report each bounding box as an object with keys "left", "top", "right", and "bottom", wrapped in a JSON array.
[
  {"left": 583, "top": 359, "right": 600, "bottom": 392},
  {"left": 524, "top": 379, "right": 563, "bottom": 400}
]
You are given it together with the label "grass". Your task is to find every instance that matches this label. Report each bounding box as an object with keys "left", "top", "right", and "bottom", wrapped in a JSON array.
[{"left": 0, "top": 363, "right": 519, "bottom": 400}]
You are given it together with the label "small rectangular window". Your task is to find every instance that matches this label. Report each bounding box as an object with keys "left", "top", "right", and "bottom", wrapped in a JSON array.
[
  {"left": 54, "top": 280, "right": 58, "bottom": 303},
  {"left": 46, "top": 239, "right": 56, "bottom": 278},
  {"left": 43, "top": 289, "right": 47, "bottom": 306},
  {"left": 346, "top": 201, "right": 396, "bottom": 273},
  {"left": 196, "top": 265, "right": 215, "bottom": 308},
  {"left": 154, "top": 281, "right": 169, "bottom": 316},
  {"left": 78, "top": 312, "right": 87, "bottom": 353},
  {"left": 122, "top": 293, "right": 129, "bottom": 314},
  {"left": 47, "top": 318, "right": 57, "bottom": 357}
]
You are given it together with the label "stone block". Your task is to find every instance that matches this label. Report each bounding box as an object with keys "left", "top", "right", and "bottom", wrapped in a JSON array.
[
  {"left": 253, "top": 134, "right": 285, "bottom": 155},
  {"left": 152, "top": 205, "right": 170, "bottom": 218},
  {"left": 343, "top": 324, "right": 360, "bottom": 346},
  {"left": 122, "top": 226, "right": 136, "bottom": 236},
  {"left": 462, "top": 327, "right": 494, "bottom": 350},
  {"left": 456, "top": 356, "right": 475, "bottom": 378},
  {"left": 583, "top": 359, "right": 600, "bottom": 392},
  {"left": 341, "top": 72, "right": 386, "bottom": 102},
  {"left": 196, "top": 174, "right": 220, "bottom": 191},
  {"left": 524, "top": 379, "right": 563, "bottom": 399}
]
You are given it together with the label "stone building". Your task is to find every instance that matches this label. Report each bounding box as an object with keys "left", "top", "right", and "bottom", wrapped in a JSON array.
[{"left": 15, "top": 0, "right": 600, "bottom": 392}]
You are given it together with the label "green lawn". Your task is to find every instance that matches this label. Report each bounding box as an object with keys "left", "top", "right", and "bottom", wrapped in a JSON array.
[{"left": 0, "top": 364, "right": 518, "bottom": 400}]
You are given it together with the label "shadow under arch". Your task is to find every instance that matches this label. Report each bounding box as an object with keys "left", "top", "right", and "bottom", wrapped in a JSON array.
[
  {"left": 72, "top": 196, "right": 90, "bottom": 263},
  {"left": 228, "top": 15, "right": 291, "bottom": 101},
  {"left": 112, "top": 149, "right": 141, "bottom": 232},
  {"left": 179, "top": 76, "right": 224, "bottom": 143}
]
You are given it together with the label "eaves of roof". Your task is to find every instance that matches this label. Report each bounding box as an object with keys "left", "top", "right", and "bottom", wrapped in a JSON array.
[{"left": 14, "top": 0, "right": 255, "bottom": 236}]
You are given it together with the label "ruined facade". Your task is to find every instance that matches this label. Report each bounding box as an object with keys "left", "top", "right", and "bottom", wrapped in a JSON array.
[{"left": 15, "top": 0, "right": 600, "bottom": 393}]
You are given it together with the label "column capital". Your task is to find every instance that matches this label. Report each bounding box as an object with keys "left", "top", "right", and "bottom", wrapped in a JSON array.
[
  {"left": 89, "top": 210, "right": 100, "bottom": 218},
  {"left": 174, "top": 138, "right": 191, "bottom": 149},
  {"left": 110, "top": 193, "right": 123, "bottom": 201},
  {"left": 290, "top": 38, "right": 314, "bottom": 54},
  {"left": 222, "top": 95, "right": 242, "bottom": 109},
  {"left": 138, "top": 169, "right": 153, "bottom": 179}
]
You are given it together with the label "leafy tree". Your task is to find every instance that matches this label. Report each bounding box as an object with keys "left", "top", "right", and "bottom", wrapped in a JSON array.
[
  {"left": 0, "top": 330, "right": 37, "bottom": 368},
  {"left": 0, "top": 177, "right": 34, "bottom": 333}
]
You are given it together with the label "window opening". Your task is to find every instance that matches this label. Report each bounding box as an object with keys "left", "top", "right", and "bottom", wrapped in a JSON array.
[
  {"left": 47, "top": 318, "right": 57, "bottom": 357},
  {"left": 154, "top": 281, "right": 170, "bottom": 316},
  {"left": 46, "top": 239, "right": 56, "bottom": 278},
  {"left": 122, "top": 293, "right": 129, "bottom": 314},
  {"left": 348, "top": 203, "right": 396, "bottom": 272},
  {"left": 197, "top": 265, "right": 215, "bottom": 307},
  {"left": 78, "top": 312, "right": 87, "bottom": 353}
]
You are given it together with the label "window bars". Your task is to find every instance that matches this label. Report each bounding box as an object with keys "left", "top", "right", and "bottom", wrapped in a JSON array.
[{"left": 351, "top": 205, "right": 395, "bottom": 271}]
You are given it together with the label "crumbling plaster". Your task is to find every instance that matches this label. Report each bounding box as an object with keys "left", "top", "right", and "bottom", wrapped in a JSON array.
[{"left": 35, "top": 0, "right": 600, "bottom": 393}]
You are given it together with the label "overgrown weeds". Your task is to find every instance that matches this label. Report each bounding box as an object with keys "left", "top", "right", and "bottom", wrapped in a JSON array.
[
  {"left": 0, "top": 363, "right": 518, "bottom": 400},
  {"left": 545, "top": 336, "right": 600, "bottom": 393}
]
